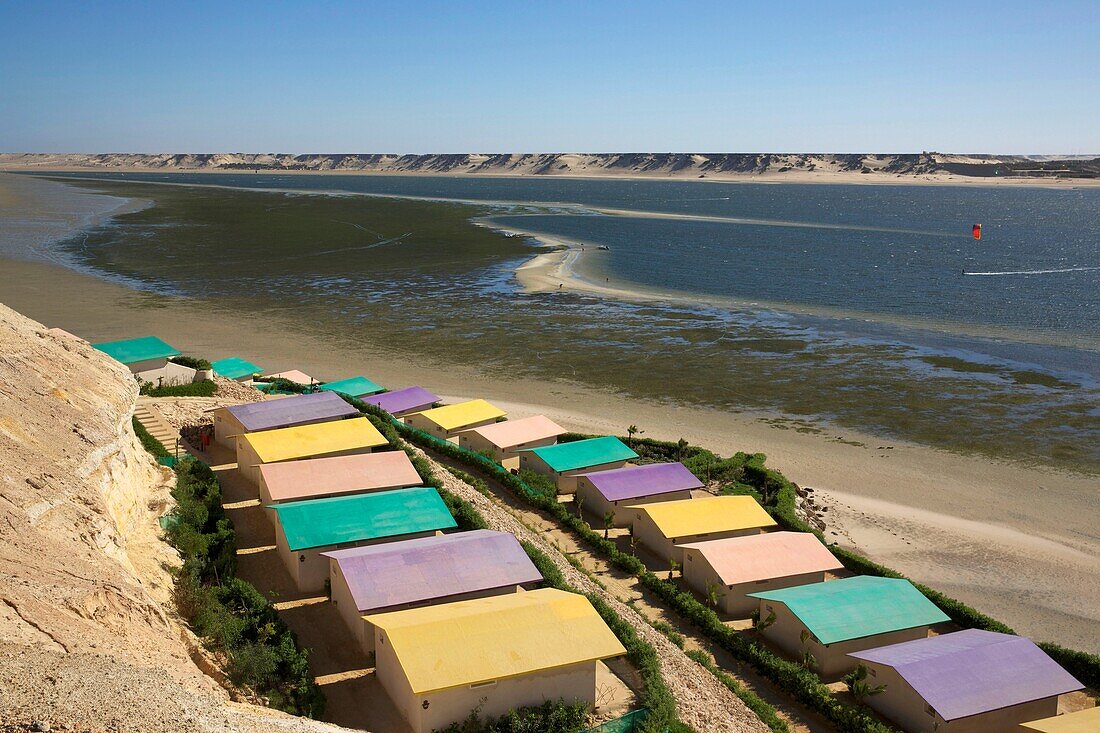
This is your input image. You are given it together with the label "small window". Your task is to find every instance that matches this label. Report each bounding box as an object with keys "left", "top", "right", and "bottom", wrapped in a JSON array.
[
  {"left": 470, "top": 680, "right": 497, "bottom": 690},
  {"left": 925, "top": 705, "right": 935, "bottom": 716},
  {"left": 765, "top": 605, "right": 774, "bottom": 613}
]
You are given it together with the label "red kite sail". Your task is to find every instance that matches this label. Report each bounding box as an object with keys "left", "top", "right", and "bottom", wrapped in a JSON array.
[{"left": 972, "top": 224, "right": 982, "bottom": 240}]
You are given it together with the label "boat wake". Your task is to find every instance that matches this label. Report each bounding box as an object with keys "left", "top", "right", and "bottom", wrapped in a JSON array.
[{"left": 963, "top": 266, "right": 1100, "bottom": 276}]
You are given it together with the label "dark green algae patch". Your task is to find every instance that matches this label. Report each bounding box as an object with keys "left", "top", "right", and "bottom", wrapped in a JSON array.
[{"left": 49, "top": 177, "right": 1100, "bottom": 473}]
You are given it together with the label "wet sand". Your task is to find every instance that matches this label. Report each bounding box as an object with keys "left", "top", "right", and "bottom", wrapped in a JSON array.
[{"left": 1, "top": 256, "right": 1097, "bottom": 652}]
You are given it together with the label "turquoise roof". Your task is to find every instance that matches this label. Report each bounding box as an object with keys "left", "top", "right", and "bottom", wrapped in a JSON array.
[
  {"left": 748, "top": 576, "right": 950, "bottom": 645},
  {"left": 319, "top": 376, "right": 385, "bottom": 397},
  {"left": 212, "top": 356, "right": 263, "bottom": 380},
  {"left": 93, "top": 336, "right": 180, "bottom": 364},
  {"left": 523, "top": 436, "right": 638, "bottom": 473},
  {"left": 269, "top": 487, "right": 456, "bottom": 551}
]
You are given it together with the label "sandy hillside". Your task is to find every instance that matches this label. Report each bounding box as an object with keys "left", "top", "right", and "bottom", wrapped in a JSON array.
[{"left": 0, "top": 304, "right": 349, "bottom": 733}]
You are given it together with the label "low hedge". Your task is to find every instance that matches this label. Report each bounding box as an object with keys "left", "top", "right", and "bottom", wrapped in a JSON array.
[
  {"left": 132, "top": 415, "right": 171, "bottom": 458},
  {"left": 437, "top": 699, "right": 589, "bottom": 733},
  {"left": 170, "top": 355, "right": 213, "bottom": 370},
  {"left": 139, "top": 380, "right": 218, "bottom": 398},
  {"left": 142, "top": 447, "right": 325, "bottom": 716}
]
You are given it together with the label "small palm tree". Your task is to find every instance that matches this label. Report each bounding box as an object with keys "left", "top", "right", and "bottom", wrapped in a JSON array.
[
  {"left": 799, "top": 629, "right": 818, "bottom": 671},
  {"left": 603, "top": 511, "right": 615, "bottom": 539},
  {"left": 628, "top": 533, "right": 639, "bottom": 557},
  {"left": 676, "top": 437, "right": 689, "bottom": 461},
  {"left": 844, "top": 664, "right": 887, "bottom": 703},
  {"left": 575, "top": 494, "right": 585, "bottom": 519},
  {"left": 668, "top": 558, "right": 681, "bottom": 581},
  {"left": 626, "top": 424, "right": 644, "bottom": 447},
  {"left": 705, "top": 581, "right": 722, "bottom": 611},
  {"left": 755, "top": 609, "right": 777, "bottom": 632}
]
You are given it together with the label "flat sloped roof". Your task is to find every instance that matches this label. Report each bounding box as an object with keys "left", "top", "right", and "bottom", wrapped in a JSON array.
[
  {"left": 93, "top": 336, "right": 180, "bottom": 364},
  {"left": 748, "top": 576, "right": 950, "bottom": 644},
  {"left": 322, "top": 530, "right": 543, "bottom": 611},
  {"left": 259, "top": 451, "right": 422, "bottom": 502},
  {"left": 270, "top": 487, "right": 456, "bottom": 551},
  {"left": 240, "top": 416, "right": 387, "bottom": 464},
  {"left": 365, "top": 588, "right": 626, "bottom": 693},
  {"left": 361, "top": 386, "right": 439, "bottom": 414},
  {"left": 224, "top": 391, "right": 359, "bottom": 432},
  {"left": 463, "top": 414, "right": 566, "bottom": 449},
  {"left": 680, "top": 531, "right": 843, "bottom": 585},
  {"left": 318, "top": 376, "right": 385, "bottom": 397},
  {"left": 580, "top": 461, "right": 702, "bottom": 502},
  {"left": 523, "top": 436, "right": 637, "bottom": 473},
  {"left": 629, "top": 495, "right": 776, "bottom": 538},
  {"left": 414, "top": 399, "right": 506, "bottom": 431},
  {"left": 850, "top": 630, "right": 1083, "bottom": 722},
  {"left": 266, "top": 369, "right": 315, "bottom": 385},
  {"left": 212, "top": 356, "right": 263, "bottom": 380},
  {"left": 1020, "top": 706, "right": 1100, "bottom": 733}
]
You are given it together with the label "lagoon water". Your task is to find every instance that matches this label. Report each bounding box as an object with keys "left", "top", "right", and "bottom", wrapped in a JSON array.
[{"left": 18, "top": 172, "right": 1100, "bottom": 469}]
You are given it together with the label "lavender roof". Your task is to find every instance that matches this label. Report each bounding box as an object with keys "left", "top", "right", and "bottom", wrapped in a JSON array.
[
  {"left": 322, "top": 530, "right": 543, "bottom": 611},
  {"left": 849, "top": 630, "right": 1082, "bottom": 721},
  {"left": 224, "top": 391, "right": 358, "bottom": 432},
  {"left": 579, "top": 462, "right": 703, "bottom": 502},
  {"left": 361, "top": 386, "right": 439, "bottom": 414}
]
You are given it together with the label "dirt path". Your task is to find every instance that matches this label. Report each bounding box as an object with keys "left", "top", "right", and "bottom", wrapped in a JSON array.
[{"left": 423, "top": 449, "right": 840, "bottom": 733}]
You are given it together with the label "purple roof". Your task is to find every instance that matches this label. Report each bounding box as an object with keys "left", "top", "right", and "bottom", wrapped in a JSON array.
[
  {"left": 361, "top": 386, "right": 439, "bottom": 415},
  {"left": 225, "top": 391, "right": 359, "bottom": 432},
  {"left": 579, "top": 462, "right": 703, "bottom": 502},
  {"left": 321, "top": 530, "right": 543, "bottom": 611},
  {"left": 849, "top": 630, "right": 1082, "bottom": 722}
]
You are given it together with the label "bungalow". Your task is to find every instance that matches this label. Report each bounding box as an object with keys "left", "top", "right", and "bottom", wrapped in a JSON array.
[
  {"left": 458, "top": 414, "right": 567, "bottom": 468},
  {"left": 575, "top": 462, "right": 702, "bottom": 527},
  {"left": 323, "top": 530, "right": 543, "bottom": 654},
  {"left": 681, "top": 531, "right": 844, "bottom": 616},
  {"left": 235, "top": 416, "right": 387, "bottom": 487},
  {"left": 1020, "top": 706, "right": 1100, "bottom": 733},
  {"left": 367, "top": 588, "right": 626, "bottom": 733},
  {"left": 848, "top": 630, "right": 1084, "bottom": 733},
  {"left": 257, "top": 451, "right": 422, "bottom": 523},
  {"left": 211, "top": 356, "right": 263, "bottom": 383},
  {"left": 209, "top": 391, "right": 359, "bottom": 450},
  {"left": 628, "top": 495, "right": 777, "bottom": 566},
  {"left": 748, "top": 576, "right": 951, "bottom": 676},
  {"left": 93, "top": 336, "right": 192, "bottom": 385},
  {"left": 404, "top": 399, "right": 506, "bottom": 441},
  {"left": 361, "top": 386, "right": 440, "bottom": 418},
  {"left": 268, "top": 487, "right": 457, "bottom": 593},
  {"left": 518, "top": 436, "right": 638, "bottom": 494},
  {"left": 319, "top": 376, "right": 386, "bottom": 399}
]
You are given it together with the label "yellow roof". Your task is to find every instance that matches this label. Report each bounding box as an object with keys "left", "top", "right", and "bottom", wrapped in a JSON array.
[
  {"left": 413, "top": 399, "right": 506, "bottom": 431},
  {"left": 241, "top": 416, "right": 387, "bottom": 463},
  {"left": 364, "top": 587, "right": 625, "bottom": 693},
  {"left": 628, "top": 495, "right": 777, "bottom": 538},
  {"left": 1020, "top": 707, "right": 1100, "bottom": 733}
]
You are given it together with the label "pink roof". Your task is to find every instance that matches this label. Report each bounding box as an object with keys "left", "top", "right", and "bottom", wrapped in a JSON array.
[
  {"left": 266, "top": 369, "right": 314, "bottom": 385},
  {"left": 462, "top": 414, "right": 566, "bottom": 449},
  {"left": 259, "top": 451, "right": 422, "bottom": 502},
  {"left": 680, "top": 531, "right": 843, "bottom": 585}
]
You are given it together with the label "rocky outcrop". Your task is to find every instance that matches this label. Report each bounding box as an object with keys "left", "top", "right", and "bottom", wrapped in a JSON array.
[
  {"left": 2, "top": 152, "right": 1098, "bottom": 179},
  {"left": 0, "top": 304, "right": 346, "bottom": 733}
]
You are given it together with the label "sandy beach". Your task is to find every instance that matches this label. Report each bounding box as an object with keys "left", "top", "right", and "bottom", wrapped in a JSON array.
[{"left": 1, "top": 253, "right": 1097, "bottom": 652}]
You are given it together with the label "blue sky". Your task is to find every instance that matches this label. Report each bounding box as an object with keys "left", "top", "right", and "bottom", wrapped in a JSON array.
[{"left": 1, "top": 1, "right": 1097, "bottom": 153}]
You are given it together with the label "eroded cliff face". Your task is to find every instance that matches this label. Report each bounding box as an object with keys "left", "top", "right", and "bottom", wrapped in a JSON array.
[{"left": 0, "top": 304, "right": 344, "bottom": 733}]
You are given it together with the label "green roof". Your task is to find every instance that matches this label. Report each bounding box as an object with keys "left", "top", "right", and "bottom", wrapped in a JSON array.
[
  {"left": 319, "top": 376, "right": 385, "bottom": 397},
  {"left": 211, "top": 357, "right": 263, "bottom": 380},
  {"left": 268, "top": 487, "right": 456, "bottom": 551},
  {"left": 93, "top": 336, "right": 181, "bottom": 364},
  {"left": 523, "top": 436, "right": 638, "bottom": 473},
  {"left": 747, "top": 576, "right": 950, "bottom": 644}
]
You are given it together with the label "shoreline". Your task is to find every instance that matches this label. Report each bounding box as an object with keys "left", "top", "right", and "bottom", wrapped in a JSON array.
[
  {"left": 1, "top": 255, "right": 1097, "bottom": 653},
  {"left": 3, "top": 164, "right": 1099, "bottom": 188}
]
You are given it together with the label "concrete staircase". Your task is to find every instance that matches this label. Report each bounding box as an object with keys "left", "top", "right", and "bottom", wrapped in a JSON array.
[{"left": 134, "top": 399, "right": 179, "bottom": 451}]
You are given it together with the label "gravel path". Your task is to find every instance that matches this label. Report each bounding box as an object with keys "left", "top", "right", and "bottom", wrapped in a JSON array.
[{"left": 415, "top": 446, "right": 771, "bottom": 733}]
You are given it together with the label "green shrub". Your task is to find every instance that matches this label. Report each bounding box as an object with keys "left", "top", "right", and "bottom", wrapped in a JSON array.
[
  {"left": 170, "top": 355, "right": 213, "bottom": 370},
  {"left": 140, "top": 379, "right": 218, "bottom": 397},
  {"left": 437, "top": 699, "right": 589, "bottom": 733},
  {"left": 255, "top": 376, "right": 314, "bottom": 394}
]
